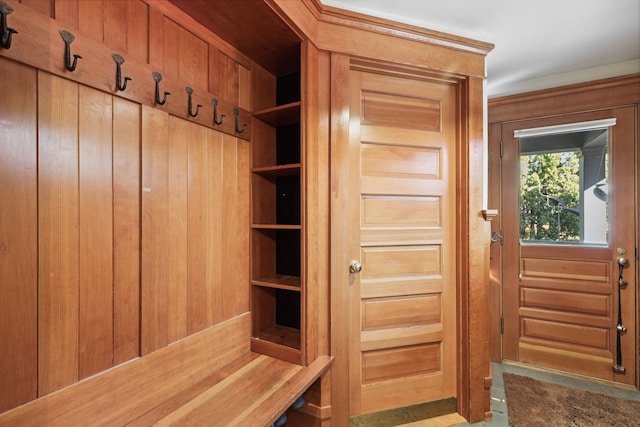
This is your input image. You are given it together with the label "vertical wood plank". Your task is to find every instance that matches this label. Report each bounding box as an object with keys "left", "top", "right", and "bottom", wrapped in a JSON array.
[
  {"left": 54, "top": 0, "right": 79, "bottom": 29},
  {"left": 113, "top": 97, "right": 141, "bottom": 365},
  {"left": 187, "top": 123, "right": 207, "bottom": 333},
  {"left": 38, "top": 71, "right": 80, "bottom": 395},
  {"left": 127, "top": 0, "right": 149, "bottom": 64},
  {"left": 178, "top": 28, "right": 195, "bottom": 84},
  {"left": 141, "top": 108, "right": 188, "bottom": 354},
  {"left": 163, "top": 18, "right": 180, "bottom": 78},
  {"left": 187, "top": 124, "right": 223, "bottom": 333},
  {"left": 238, "top": 65, "right": 251, "bottom": 111},
  {"left": 103, "top": 0, "right": 128, "bottom": 53},
  {"left": 207, "top": 130, "right": 225, "bottom": 323},
  {"left": 0, "top": 58, "right": 38, "bottom": 413},
  {"left": 78, "top": 86, "right": 114, "bottom": 380},
  {"left": 148, "top": 5, "right": 164, "bottom": 68},
  {"left": 219, "top": 53, "right": 240, "bottom": 105},
  {"left": 221, "top": 134, "right": 243, "bottom": 320},
  {"left": 167, "top": 116, "right": 189, "bottom": 343},
  {"left": 235, "top": 138, "right": 251, "bottom": 316},
  {"left": 208, "top": 47, "right": 221, "bottom": 95},
  {"left": 193, "top": 36, "right": 209, "bottom": 91},
  {"left": 20, "top": 0, "right": 54, "bottom": 17},
  {"left": 78, "top": 0, "right": 104, "bottom": 44},
  {"left": 142, "top": 106, "right": 168, "bottom": 355}
]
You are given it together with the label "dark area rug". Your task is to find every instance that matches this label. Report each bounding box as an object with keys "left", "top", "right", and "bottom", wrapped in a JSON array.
[{"left": 503, "top": 373, "right": 640, "bottom": 426}]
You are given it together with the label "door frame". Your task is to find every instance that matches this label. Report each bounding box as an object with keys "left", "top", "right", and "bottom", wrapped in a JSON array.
[
  {"left": 329, "top": 53, "right": 491, "bottom": 424},
  {"left": 488, "top": 74, "right": 640, "bottom": 388}
]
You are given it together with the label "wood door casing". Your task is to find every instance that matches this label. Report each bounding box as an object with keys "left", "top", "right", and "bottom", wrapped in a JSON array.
[
  {"left": 348, "top": 69, "right": 457, "bottom": 414},
  {"left": 502, "top": 108, "right": 637, "bottom": 386}
]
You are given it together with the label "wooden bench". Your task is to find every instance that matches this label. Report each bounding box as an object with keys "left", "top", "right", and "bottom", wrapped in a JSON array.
[{"left": 0, "top": 313, "right": 333, "bottom": 426}]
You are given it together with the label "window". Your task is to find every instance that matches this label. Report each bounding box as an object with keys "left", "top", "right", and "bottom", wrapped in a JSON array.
[{"left": 516, "top": 120, "right": 613, "bottom": 245}]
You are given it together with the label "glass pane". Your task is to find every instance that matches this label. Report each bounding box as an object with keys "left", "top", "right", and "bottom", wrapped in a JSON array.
[{"left": 519, "top": 128, "right": 608, "bottom": 245}]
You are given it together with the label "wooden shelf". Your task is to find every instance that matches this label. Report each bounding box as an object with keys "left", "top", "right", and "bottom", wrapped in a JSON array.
[
  {"left": 252, "top": 274, "right": 301, "bottom": 291},
  {"left": 253, "top": 102, "right": 301, "bottom": 127},
  {"left": 252, "top": 324, "right": 301, "bottom": 350},
  {"left": 252, "top": 224, "right": 301, "bottom": 230},
  {"left": 252, "top": 163, "right": 301, "bottom": 176}
]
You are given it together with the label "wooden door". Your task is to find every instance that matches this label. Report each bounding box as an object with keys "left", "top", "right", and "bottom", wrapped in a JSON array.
[
  {"left": 502, "top": 107, "right": 637, "bottom": 386},
  {"left": 344, "top": 68, "right": 458, "bottom": 415}
]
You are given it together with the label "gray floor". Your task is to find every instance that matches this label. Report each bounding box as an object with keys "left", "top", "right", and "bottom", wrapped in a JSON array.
[{"left": 454, "top": 362, "right": 640, "bottom": 427}]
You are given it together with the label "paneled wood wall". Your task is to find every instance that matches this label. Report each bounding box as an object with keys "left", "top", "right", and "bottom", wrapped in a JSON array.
[{"left": 1, "top": 0, "right": 251, "bottom": 413}]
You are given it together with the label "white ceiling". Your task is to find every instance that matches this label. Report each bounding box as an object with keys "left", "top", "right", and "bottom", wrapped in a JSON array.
[{"left": 321, "top": 0, "right": 640, "bottom": 97}]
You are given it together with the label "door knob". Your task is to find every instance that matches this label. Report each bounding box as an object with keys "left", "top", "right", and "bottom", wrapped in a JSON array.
[
  {"left": 349, "top": 260, "right": 362, "bottom": 274},
  {"left": 617, "top": 256, "right": 629, "bottom": 267}
]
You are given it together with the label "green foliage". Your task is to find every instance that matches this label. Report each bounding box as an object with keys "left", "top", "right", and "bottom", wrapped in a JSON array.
[{"left": 520, "top": 152, "right": 581, "bottom": 241}]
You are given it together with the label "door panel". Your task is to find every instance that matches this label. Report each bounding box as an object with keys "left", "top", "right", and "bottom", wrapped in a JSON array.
[
  {"left": 502, "top": 107, "right": 637, "bottom": 386},
  {"left": 349, "top": 69, "right": 457, "bottom": 414}
]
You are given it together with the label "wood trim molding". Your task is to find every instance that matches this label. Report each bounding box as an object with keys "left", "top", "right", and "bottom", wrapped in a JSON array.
[
  {"left": 306, "top": 0, "right": 493, "bottom": 56},
  {"left": 272, "top": 0, "right": 491, "bottom": 78},
  {"left": 488, "top": 73, "right": 640, "bottom": 124}
]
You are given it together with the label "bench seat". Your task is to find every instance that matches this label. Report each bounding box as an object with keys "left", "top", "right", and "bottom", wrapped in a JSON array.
[{"left": 0, "top": 313, "right": 333, "bottom": 427}]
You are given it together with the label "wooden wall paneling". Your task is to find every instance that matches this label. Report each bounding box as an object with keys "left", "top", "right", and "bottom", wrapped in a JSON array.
[
  {"left": 78, "top": 85, "right": 114, "bottom": 379},
  {"left": 234, "top": 136, "right": 251, "bottom": 316},
  {"left": 0, "top": 58, "right": 38, "bottom": 412},
  {"left": 113, "top": 97, "right": 141, "bottom": 365},
  {"left": 1, "top": 0, "right": 252, "bottom": 140},
  {"left": 103, "top": 0, "right": 128, "bottom": 53},
  {"left": 187, "top": 124, "right": 223, "bottom": 333},
  {"left": 238, "top": 64, "right": 251, "bottom": 111},
  {"left": 37, "top": 71, "right": 80, "bottom": 395},
  {"left": 19, "top": 0, "right": 54, "bottom": 17},
  {"left": 53, "top": 0, "right": 79, "bottom": 29},
  {"left": 167, "top": 116, "right": 189, "bottom": 344},
  {"left": 178, "top": 27, "right": 195, "bottom": 83},
  {"left": 148, "top": 3, "right": 164, "bottom": 69},
  {"left": 78, "top": 0, "right": 104, "bottom": 44},
  {"left": 177, "top": 29, "right": 209, "bottom": 90},
  {"left": 126, "top": 0, "right": 149, "bottom": 64},
  {"left": 163, "top": 17, "right": 180, "bottom": 78},
  {"left": 251, "top": 62, "right": 277, "bottom": 112},
  {"left": 219, "top": 53, "right": 240, "bottom": 105},
  {"left": 141, "top": 106, "right": 189, "bottom": 354},
  {"left": 221, "top": 133, "right": 246, "bottom": 319}
]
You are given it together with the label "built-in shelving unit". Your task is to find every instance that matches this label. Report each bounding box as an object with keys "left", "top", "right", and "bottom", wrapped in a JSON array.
[{"left": 251, "top": 55, "right": 304, "bottom": 364}]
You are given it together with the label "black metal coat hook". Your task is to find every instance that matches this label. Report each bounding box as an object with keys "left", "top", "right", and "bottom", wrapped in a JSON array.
[
  {"left": 186, "top": 87, "right": 202, "bottom": 118},
  {"left": 152, "top": 72, "right": 170, "bottom": 105},
  {"left": 112, "top": 54, "right": 132, "bottom": 92},
  {"left": 59, "top": 30, "right": 82, "bottom": 72},
  {"left": 211, "top": 98, "right": 225, "bottom": 125},
  {"left": 234, "top": 108, "right": 247, "bottom": 134},
  {"left": 0, "top": 1, "right": 17, "bottom": 50}
]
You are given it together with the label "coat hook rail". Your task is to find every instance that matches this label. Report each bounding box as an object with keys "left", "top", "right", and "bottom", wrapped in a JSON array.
[
  {"left": 59, "top": 30, "right": 82, "bottom": 72},
  {"left": 212, "top": 98, "right": 225, "bottom": 125},
  {"left": 0, "top": 1, "right": 17, "bottom": 50},
  {"left": 186, "top": 87, "right": 202, "bottom": 118},
  {"left": 152, "top": 72, "right": 170, "bottom": 105},
  {"left": 112, "top": 54, "right": 131, "bottom": 92},
  {"left": 234, "top": 108, "right": 247, "bottom": 134}
]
